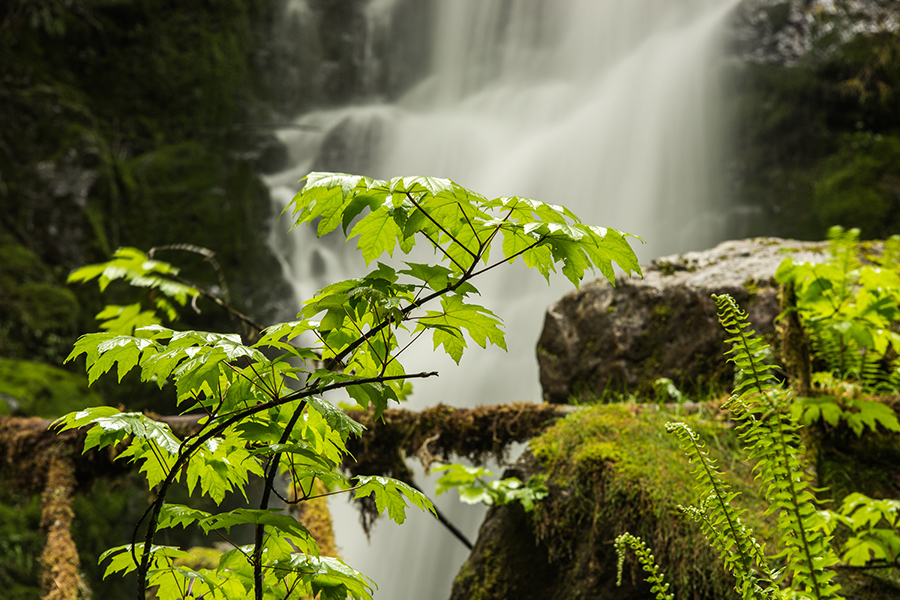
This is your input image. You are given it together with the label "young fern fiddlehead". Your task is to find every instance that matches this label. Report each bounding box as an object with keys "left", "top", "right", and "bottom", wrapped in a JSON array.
[
  {"left": 713, "top": 294, "right": 843, "bottom": 600},
  {"left": 615, "top": 533, "right": 674, "bottom": 600}
]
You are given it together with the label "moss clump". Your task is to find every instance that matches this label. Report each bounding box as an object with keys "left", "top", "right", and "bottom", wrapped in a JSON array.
[
  {"left": 0, "top": 235, "right": 80, "bottom": 362},
  {"left": 40, "top": 451, "right": 87, "bottom": 600},
  {"left": 529, "top": 404, "right": 770, "bottom": 600},
  {"left": 0, "top": 358, "right": 102, "bottom": 418},
  {"left": 288, "top": 480, "right": 338, "bottom": 558}
]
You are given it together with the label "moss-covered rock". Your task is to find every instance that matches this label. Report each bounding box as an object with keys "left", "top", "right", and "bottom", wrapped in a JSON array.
[
  {"left": 452, "top": 404, "right": 766, "bottom": 600},
  {"left": 451, "top": 400, "right": 900, "bottom": 600},
  {"left": 537, "top": 238, "right": 828, "bottom": 402}
]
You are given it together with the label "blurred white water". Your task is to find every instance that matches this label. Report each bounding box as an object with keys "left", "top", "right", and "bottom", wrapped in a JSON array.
[{"left": 264, "top": 0, "right": 741, "bottom": 597}]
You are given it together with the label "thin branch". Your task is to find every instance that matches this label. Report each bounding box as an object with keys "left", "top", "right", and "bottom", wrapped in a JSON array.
[
  {"left": 405, "top": 192, "right": 478, "bottom": 260},
  {"left": 406, "top": 479, "right": 473, "bottom": 550},
  {"left": 135, "top": 370, "right": 440, "bottom": 599},
  {"left": 383, "top": 329, "right": 427, "bottom": 371},
  {"left": 470, "top": 234, "right": 548, "bottom": 278},
  {"left": 421, "top": 229, "right": 467, "bottom": 274},
  {"left": 255, "top": 405, "right": 307, "bottom": 600},
  {"left": 163, "top": 271, "right": 265, "bottom": 336}
]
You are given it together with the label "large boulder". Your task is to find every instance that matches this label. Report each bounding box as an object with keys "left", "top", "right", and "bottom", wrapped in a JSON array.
[
  {"left": 537, "top": 237, "right": 828, "bottom": 404},
  {"left": 449, "top": 403, "right": 900, "bottom": 600}
]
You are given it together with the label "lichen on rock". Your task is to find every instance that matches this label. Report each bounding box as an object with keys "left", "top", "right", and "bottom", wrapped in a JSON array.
[{"left": 537, "top": 238, "right": 828, "bottom": 403}]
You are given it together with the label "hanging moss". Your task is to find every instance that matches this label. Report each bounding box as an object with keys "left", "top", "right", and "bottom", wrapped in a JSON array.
[{"left": 39, "top": 451, "right": 87, "bottom": 600}]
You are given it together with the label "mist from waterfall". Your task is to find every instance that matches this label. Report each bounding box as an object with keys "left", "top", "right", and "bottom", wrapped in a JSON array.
[{"left": 264, "top": 0, "right": 741, "bottom": 597}]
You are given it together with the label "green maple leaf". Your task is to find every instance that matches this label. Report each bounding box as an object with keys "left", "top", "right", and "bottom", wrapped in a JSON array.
[
  {"left": 306, "top": 396, "right": 365, "bottom": 440},
  {"left": 95, "top": 303, "right": 162, "bottom": 335},
  {"left": 350, "top": 203, "right": 403, "bottom": 264},
  {"left": 290, "top": 173, "right": 367, "bottom": 234},
  {"left": 353, "top": 475, "right": 436, "bottom": 524},
  {"left": 157, "top": 504, "right": 212, "bottom": 530},
  {"left": 391, "top": 175, "right": 456, "bottom": 196},
  {"left": 416, "top": 294, "right": 506, "bottom": 363}
]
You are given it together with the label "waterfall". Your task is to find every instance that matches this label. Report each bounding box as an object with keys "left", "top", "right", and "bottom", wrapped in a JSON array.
[{"left": 264, "top": 0, "right": 741, "bottom": 597}]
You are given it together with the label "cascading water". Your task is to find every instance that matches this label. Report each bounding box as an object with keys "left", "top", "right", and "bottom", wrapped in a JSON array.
[{"left": 264, "top": 0, "right": 742, "bottom": 597}]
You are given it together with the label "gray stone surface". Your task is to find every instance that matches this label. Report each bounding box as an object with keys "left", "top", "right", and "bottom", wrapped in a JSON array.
[
  {"left": 730, "top": 0, "right": 898, "bottom": 66},
  {"left": 537, "top": 237, "right": 828, "bottom": 404}
]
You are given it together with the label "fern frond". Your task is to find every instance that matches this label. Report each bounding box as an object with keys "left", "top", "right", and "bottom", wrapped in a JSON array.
[
  {"left": 615, "top": 533, "right": 675, "bottom": 600},
  {"left": 713, "top": 294, "right": 844, "bottom": 600},
  {"left": 667, "top": 422, "right": 776, "bottom": 599},
  {"left": 714, "top": 294, "right": 780, "bottom": 401}
]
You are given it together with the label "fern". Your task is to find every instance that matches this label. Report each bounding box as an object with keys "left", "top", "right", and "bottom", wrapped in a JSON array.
[
  {"left": 713, "top": 294, "right": 843, "bottom": 600},
  {"left": 615, "top": 533, "right": 675, "bottom": 600},
  {"left": 666, "top": 422, "right": 778, "bottom": 599}
]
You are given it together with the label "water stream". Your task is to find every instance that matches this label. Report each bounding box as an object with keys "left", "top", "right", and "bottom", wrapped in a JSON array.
[{"left": 264, "top": 0, "right": 742, "bottom": 597}]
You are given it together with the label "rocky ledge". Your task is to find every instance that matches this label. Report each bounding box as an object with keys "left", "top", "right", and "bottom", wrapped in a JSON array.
[{"left": 537, "top": 237, "right": 828, "bottom": 403}]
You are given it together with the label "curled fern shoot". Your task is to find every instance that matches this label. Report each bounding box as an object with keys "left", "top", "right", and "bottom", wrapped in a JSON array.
[
  {"left": 615, "top": 533, "right": 674, "bottom": 600},
  {"left": 713, "top": 294, "right": 843, "bottom": 600}
]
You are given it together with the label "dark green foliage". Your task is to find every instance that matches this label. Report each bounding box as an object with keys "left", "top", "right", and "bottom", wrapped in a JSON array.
[
  {"left": 0, "top": 0, "right": 288, "bottom": 332},
  {"left": 0, "top": 494, "right": 43, "bottom": 599},
  {"left": 730, "top": 30, "right": 900, "bottom": 241},
  {"left": 776, "top": 227, "right": 900, "bottom": 394},
  {"left": 0, "top": 234, "right": 80, "bottom": 362},
  {"left": 814, "top": 135, "right": 900, "bottom": 239}
]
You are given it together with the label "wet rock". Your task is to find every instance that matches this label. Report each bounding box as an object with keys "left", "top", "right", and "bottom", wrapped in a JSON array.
[
  {"left": 537, "top": 237, "right": 828, "bottom": 404},
  {"left": 730, "top": 0, "right": 899, "bottom": 66}
]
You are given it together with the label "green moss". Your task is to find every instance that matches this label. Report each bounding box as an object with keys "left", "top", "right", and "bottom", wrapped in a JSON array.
[
  {"left": 743, "top": 278, "right": 762, "bottom": 296},
  {"left": 530, "top": 404, "right": 770, "bottom": 599},
  {"left": 650, "top": 301, "right": 673, "bottom": 325},
  {"left": 0, "top": 236, "right": 80, "bottom": 361},
  {"left": 0, "top": 358, "right": 102, "bottom": 418}
]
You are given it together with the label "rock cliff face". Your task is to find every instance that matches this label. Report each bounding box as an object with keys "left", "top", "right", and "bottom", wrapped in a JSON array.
[
  {"left": 537, "top": 238, "right": 827, "bottom": 403},
  {"left": 730, "top": 0, "right": 898, "bottom": 66},
  {"left": 725, "top": 1, "right": 900, "bottom": 241}
]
